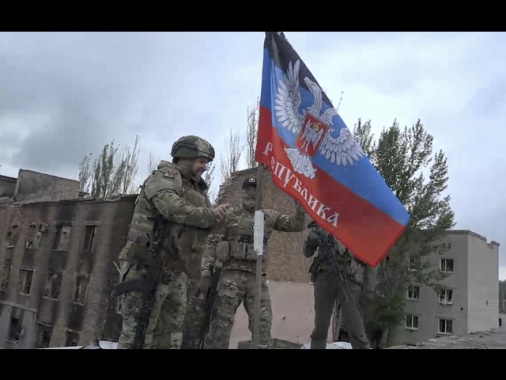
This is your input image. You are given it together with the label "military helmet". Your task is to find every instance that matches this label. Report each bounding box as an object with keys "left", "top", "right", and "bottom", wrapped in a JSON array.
[
  {"left": 242, "top": 177, "right": 257, "bottom": 190},
  {"left": 170, "top": 135, "right": 215, "bottom": 161}
]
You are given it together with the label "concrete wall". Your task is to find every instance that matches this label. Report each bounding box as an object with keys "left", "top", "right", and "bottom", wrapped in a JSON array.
[
  {"left": 13, "top": 169, "right": 80, "bottom": 203},
  {"left": 467, "top": 233, "right": 499, "bottom": 332},
  {"left": 0, "top": 175, "right": 16, "bottom": 198},
  {"left": 0, "top": 195, "right": 136, "bottom": 348},
  {"left": 229, "top": 281, "right": 323, "bottom": 348}
]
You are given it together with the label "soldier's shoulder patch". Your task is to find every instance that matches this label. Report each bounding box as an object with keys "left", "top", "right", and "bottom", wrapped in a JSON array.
[{"left": 161, "top": 168, "right": 178, "bottom": 178}]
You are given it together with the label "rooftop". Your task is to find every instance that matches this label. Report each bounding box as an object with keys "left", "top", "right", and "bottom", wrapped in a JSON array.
[{"left": 388, "top": 327, "right": 506, "bottom": 349}]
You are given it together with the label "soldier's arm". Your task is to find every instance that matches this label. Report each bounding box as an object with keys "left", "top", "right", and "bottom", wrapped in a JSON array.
[
  {"left": 269, "top": 201, "right": 305, "bottom": 232},
  {"left": 144, "top": 171, "right": 218, "bottom": 229},
  {"left": 200, "top": 220, "right": 227, "bottom": 277},
  {"left": 303, "top": 229, "right": 321, "bottom": 258},
  {"left": 363, "top": 265, "right": 377, "bottom": 293}
]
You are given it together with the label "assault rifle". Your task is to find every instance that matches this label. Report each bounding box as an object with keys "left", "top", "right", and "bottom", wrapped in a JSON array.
[
  {"left": 194, "top": 266, "right": 222, "bottom": 349},
  {"left": 111, "top": 219, "right": 165, "bottom": 349},
  {"left": 307, "top": 221, "right": 348, "bottom": 301}
]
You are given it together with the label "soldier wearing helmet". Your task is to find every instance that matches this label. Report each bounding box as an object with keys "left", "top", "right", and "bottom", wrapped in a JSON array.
[
  {"left": 199, "top": 175, "right": 306, "bottom": 349},
  {"left": 114, "top": 135, "right": 230, "bottom": 349}
]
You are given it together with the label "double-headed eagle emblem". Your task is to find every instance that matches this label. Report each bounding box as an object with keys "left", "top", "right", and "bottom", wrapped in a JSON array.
[{"left": 274, "top": 60, "right": 365, "bottom": 179}]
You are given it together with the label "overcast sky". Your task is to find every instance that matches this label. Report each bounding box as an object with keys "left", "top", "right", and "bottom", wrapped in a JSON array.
[{"left": 0, "top": 32, "right": 504, "bottom": 279}]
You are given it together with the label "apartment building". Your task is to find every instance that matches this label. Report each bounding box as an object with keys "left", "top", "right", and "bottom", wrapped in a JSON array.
[
  {"left": 0, "top": 169, "right": 135, "bottom": 349},
  {"left": 389, "top": 230, "right": 500, "bottom": 346}
]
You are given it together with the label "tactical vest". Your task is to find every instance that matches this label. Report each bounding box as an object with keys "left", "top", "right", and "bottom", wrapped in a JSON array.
[
  {"left": 216, "top": 206, "right": 274, "bottom": 274},
  {"left": 124, "top": 164, "right": 211, "bottom": 274}
]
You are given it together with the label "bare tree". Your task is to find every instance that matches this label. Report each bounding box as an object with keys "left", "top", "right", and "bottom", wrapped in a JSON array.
[
  {"left": 78, "top": 153, "right": 92, "bottom": 194},
  {"left": 203, "top": 161, "right": 216, "bottom": 203},
  {"left": 78, "top": 135, "right": 141, "bottom": 199},
  {"left": 147, "top": 152, "right": 162, "bottom": 176},
  {"left": 245, "top": 99, "right": 259, "bottom": 168},
  {"left": 117, "top": 134, "right": 140, "bottom": 194},
  {"left": 220, "top": 129, "right": 242, "bottom": 182}
]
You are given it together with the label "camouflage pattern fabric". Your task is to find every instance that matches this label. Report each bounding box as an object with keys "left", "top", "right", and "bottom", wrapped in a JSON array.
[
  {"left": 200, "top": 201, "right": 305, "bottom": 348},
  {"left": 204, "top": 270, "right": 272, "bottom": 349},
  {"left": 201, "top": 203, "right": 305, "bottom": 276},
  {"left": 115, "top": 158, "right": 217, "bottom": 349},
  {"left": 118, "top": 266, "right": 188, "bottom": 349}
]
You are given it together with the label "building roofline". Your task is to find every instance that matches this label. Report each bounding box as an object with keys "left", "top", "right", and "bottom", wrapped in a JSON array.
[
  {"left": 18, "top": 169, "right": 80, "bottom": 184},
  {"left": 445, "top": 229, "right": 500, "bottom": 246},
  {"left": 0, "top": 193, "right": 139, "bottom": 208},
  {"left": 231, "top": 167, "right": 258, "bottom": 177},
  {"left": 0, "top": 174, "right": 17, "bottom": 182}
]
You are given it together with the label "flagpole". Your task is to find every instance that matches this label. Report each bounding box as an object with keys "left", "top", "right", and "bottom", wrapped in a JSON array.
[{"left": 252, "top": 163, "right": 265, "bottom": 349}]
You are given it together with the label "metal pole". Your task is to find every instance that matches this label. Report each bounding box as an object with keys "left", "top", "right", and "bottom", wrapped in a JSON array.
[{"left": 252, "top": 163, "right": 265, "bottom": 348}]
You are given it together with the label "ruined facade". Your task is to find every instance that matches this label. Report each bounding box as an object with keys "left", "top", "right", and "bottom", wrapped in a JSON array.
[
  {"left": 0, "top": 169, "right": 135, "bottom": 348},
  {"left": 2, "top": 165, "right": 498, "bottom": 349}
]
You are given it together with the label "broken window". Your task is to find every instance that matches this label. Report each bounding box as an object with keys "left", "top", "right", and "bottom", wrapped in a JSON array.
[
  {"left": 35, "top": 323, "right": 53, "bottom": 348},
  {"left": 405, "top": 314, "right": 419, "bottom": 330},
  {"left": 25, "top": 224, "right": 42, "bottom": 249},
  {"left": 438, "top": 288, "right": 453, "bottom": 304},
  {"left": 73, "top": 274, "right": 90, "bottom": 304},
  {"left": 18, "top": 267, "right": 34, "bottom": 295},
  {"left": 65, "top": 330, "right": 80, "bottom": 346},
  {"left": 7, "top": 317, "right": 21, "bottom": 343},
  {"left": 0, "top": 261, "right": 11, "bottom": 291},
  {"left": 53, "top": 225, "right": 72, "bottom": 251},
  {"left": 438, "top": 318, "right": 453, "bottom": 334},
  {"left": 408, "top": 255, "right": 419, "bottom": 271},
  {"left": 83, "top": 226, "right": 97, "bottom": 252},
  {"left": 5, "top": 225, "right": 19, "bottom": 248},
  {"left": 115, "top": 297, "right": 122, "bottom": 314},
  {"left": 44, "top": 272, "right": 63, "bottom": 300},
  {"left": 407, "top": 286, "right": 420, "bottom": 300},
  {"left": 440, "top": 258, "right": 454, "bottom": 273}
]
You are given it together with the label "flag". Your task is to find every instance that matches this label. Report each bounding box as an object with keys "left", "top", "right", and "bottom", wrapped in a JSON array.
[{"left": 254, "top": 32, "right": 410, "bottom": 267}]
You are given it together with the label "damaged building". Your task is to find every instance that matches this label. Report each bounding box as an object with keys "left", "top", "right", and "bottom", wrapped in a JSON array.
[
  {"left": 0, "top": 165, "right": 500, "bottom": 349},
  {"left": 0, "top": 166, "right": 314, "bottom": 349},
  {"left": 0, "top": 169, "right": 135, "bottom": 349},
  {"left": 220, "top": 167, "right": 501, "bottom": 348}
]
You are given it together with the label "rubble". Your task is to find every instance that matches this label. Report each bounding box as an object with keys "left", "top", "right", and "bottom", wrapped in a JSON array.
[{"left": 388, "top": 327, "right": 506, "bottom": 349}]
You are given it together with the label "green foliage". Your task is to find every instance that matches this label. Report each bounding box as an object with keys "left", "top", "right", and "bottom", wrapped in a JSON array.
[
  {"left": 78, "top": 135, "right": 140, "bottom": 198},
  {"left": 353, "top": 118, "right": 455, "bottom": 341}
]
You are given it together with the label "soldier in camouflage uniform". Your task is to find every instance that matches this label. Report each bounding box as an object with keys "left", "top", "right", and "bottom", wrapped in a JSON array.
[
  {"left": 114, "top": 135, "right": 230, "bottom": 349},
  {"left": 199, "top": 177, "right": 305, "bottom": 349},
  {"left": 303, "top": 223, "right": 376, "bottom": 349}
]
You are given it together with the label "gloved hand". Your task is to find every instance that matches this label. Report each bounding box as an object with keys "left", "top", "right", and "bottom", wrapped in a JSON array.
[
  {"left": 198, "top": 275, "right": 212, "bottom": 296},
  {"left": 307, "top": 230, "right": 321, "bottom": 245}
]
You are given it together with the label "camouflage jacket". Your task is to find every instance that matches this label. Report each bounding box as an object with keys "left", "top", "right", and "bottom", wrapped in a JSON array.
[
  {"left": 303, "top": 227, "right": 376, "bottom": 290},
  {"left": 201, "top": 202, "right": 305, "bottom": 276},
  {"left": 117, "top": 160, "right": 217, "bottom": 278}
]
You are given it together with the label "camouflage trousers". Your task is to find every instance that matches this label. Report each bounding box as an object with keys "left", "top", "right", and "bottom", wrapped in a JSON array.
[
  {"left": 116, "top": 263, "right": 188, "bottom": 349},
  {"left": 310, "top": 270, "right": 370, "bottom": 349},
  {"left": 204, "top": 269, "right": 272, "bottom": 349}
]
